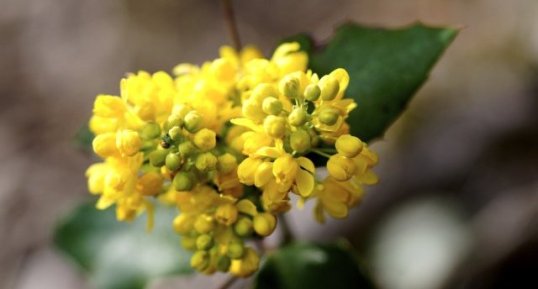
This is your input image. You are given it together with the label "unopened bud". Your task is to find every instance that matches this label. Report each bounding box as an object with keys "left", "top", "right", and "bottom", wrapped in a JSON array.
[
  {"left": 191, "top": 251, "right": 210, "bottom": 271},
  {"left": 319, "top": 76, "right": 340, "bottom": 101},
  {"left": 178, "top": 141, "right": 195, "bottom": 156},
  {"left": 318, "top": 108, "right": 340, "bottom": 126},
  {"left": 335, "top": 134, "right": 363, "bottom": 158},
  {"left": 149, "top": 149, "right": 168, "bottom": 167},
  {"left": 196, "top": 234, "right": 214, "bottom": 251},
  {"left": 279, "top": 75, "right": 300, "bottom": 99},
  {"left": 216, "top": 255, "right": 231, "bottom": 272},
  {"left": 253, "top": 213, "right": 277, "bottom": 237},
  {"left": 181, "top": 236, "right": 196, "bottom": 250},
  {"left": 263, "top": 115, "right": 287, "bottom": 138},
  {"left": 290, "top": 129, "right": 311, "bottom": 154},
  {"left": 166, "top": 114, "right": 183, "bottom": 131},
  {"left": 173, "top": 171, "right": 193, "bottom": 191},
  {"left": 262, "top": 97, "right": 283, "bottom": 115},
  {"left": 304, "top": 84, "right": 321, "bottom": 101},
  {"left": 173, "top": 214, "right": 192, "bottom": 233},
  {"left": 194, "top": 214, "right": 215, "bottom": 234},
  {"left": 288, "top": 107, "right": 307, "bottom": 126},
  {"left": 184, "top": 110, "right": 202, "bottom": 133},
  {"left": 168, "top": 126, "right": 181, "bottom": 142},
  {"left": 140, "top": 122, "right": 161, "bottom": 140},
  {"left": 195, "top": 152, "right": 218, "bottom": 171},
  {"left": 217, "top": 153, "right": 237, "bottom": 174},
  {"left": 193, "top": 128, "right": 216, "bottom": 151},
  {"left": 215, "top": 203, "right": 238, "bottom": 226},
  {"left": 227, "top": 241, "right": 245, "bottom": 259},
  {"left": 165, "top": 153, "right": 182, "bottom": 171},
  {"left": 234, "top": 217, "right": 253, "bottom": 237}
]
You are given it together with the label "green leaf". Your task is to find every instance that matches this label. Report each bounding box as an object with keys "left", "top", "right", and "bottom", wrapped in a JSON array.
[
  {"left": 309, "top": 23, "right": 458, "bottom": 142},
  {"left": 54, "top": 202, "right": 192, "bottom": 289},
  {"left": 255, "top": 242, "right": 375, "bottom": 289},
  {"left": 74, "top": 123, "right": 94, "bottom": 151}
]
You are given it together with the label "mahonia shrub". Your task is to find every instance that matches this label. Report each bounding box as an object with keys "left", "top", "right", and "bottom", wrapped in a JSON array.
[{"left": 86, "top": 42, "right": 378, "bottom": 277}]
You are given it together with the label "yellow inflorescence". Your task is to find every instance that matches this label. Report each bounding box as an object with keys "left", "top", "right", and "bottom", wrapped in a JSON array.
[{"left": 85, "top": 42, "right": 378, "bottom": 277}]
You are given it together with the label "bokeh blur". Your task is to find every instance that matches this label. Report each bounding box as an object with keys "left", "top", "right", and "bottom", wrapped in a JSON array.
[{"left": 1, "top": 0, "right": 537, "bottom": 288}]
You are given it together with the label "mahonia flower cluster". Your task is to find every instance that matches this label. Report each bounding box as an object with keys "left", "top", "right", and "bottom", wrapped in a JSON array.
[{"left": 85, "top": 42, "right": 378, "bottom": 277}]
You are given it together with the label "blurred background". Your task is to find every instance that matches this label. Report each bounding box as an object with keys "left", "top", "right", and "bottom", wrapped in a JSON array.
[{"left": 1, "top": 0, "right": 537, "bottom": 288}]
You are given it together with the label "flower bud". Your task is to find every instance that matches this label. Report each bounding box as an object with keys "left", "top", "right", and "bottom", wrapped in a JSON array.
[
  {"left": 193, "top": 128, "right": 216, "bottom": 151},
  {"left": 184, "top": 110, "right": 202, "bottom": 133},
  {"left": 165, "top": 152, "right": 182, "bottom": 171},
  {"left": 263, "top": 115, "right": 286, "bottom": 138},
  {"left": 215, "top": 203, "right": 238, "bottom": 226},
  {"left": 194, "top": 214, "right": 215, "bottom": 234},
  {"left": 319, "top": 76, "right": 340, "bottom": 101},
  {"left": 195, "top": 152, "right": 218, "bottom": 171},
  {"left": 327, "top": 155, "right": 356, "bottom": 181},
  {"left": 290, "top": 129, "right": 311, "bottom": 154},
  {"left": 173, "top": 171, "right": 193, "bottom": 191},
  {"left": 229, "top": 248, "right": 260, "bottom": 277},
  {"left": 116, "top": 129, "right": 142, "bottom": 157},
  {"left": 140, "top": 122, "right": 161, "bottom": 140},
  {"left": 92, "top": 133, "right": 117, "bottom": 158},
  {"left": 196, "top": 234, "right": 214, "bottom": 251},
  {"left": 227, "top": 241, "right": 245, "bottom": 259},
  {"left": 216, "top": 255, "right": 231, "bottom": 272},
  {"left": 262, "top": 97, "right": 283, "bottom": 115},
  {"left": 253, "top": 213, "right": 277, "bottom": 237},
  {"left": 178, "top": 141, "right": 195, "bottom": 156},
  {"left": 173, "top": 214, "right": 192, "bottom": 233},
  {"left": 279, "top": 75, "right": 300, "bottom": 99},
  {"left": 318, "top": 107, "right": 340, "bottom": 126},
  {"left": 138, "top": 172, "right": 163, "bottom": 196},
  {"left": 234, "top": 217, "right": 253, "bottom": 237},
  {"left": 335, "top": 134, "right": 363, "bottom": 158},
  {"left": 304, "top": 84, "right": 321, "bottom": 101},
  {"left": 191, "top": 251, "right": 210, "bottom": 271},
  {"left": 181, "top": 236, "right": 197, "bottom": 250},
  {"left": 242, "top": 99, "right": 265, "bottom": 122},
  {"left": 166, "top": 114, "right": 183, "bottom": 131},
  {"left": 288, "top": 107, "right": 307, "bottom": 126},
  {"left": 251, "top": 83, "right": 279, "bottom": 103},
  {"left": 217, "top": 153, "right": 237, "bottom": 174},
  {"left": 168, "top": 126, "right": 181, "bottom": 142},
  {"left": 149, "top": 149, "right": 168, "bottom": 167}
]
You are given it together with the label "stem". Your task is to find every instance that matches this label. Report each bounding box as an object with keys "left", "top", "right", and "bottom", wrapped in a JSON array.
[
  {"left": 311, "top": 149, "right": 332, "bottom": 159},
  {"left": 220, "top": 0, "right": 242, "bottom": 50},
  {"left": 217, "top": 276, "right": 238, "bottom": 289},
  {"left": 279, "top": 214, "right": 294, "bottom": 245}
]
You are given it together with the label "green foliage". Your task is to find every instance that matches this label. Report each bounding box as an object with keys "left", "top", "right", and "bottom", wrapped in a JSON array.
[
  {"left": 54, "top": 203, "right": 192, "bottom": 289},
  {"left": 255, "top": 242, "right": 375, "bottom": 289},
  {"left": 287, "top": 23, "right": 458, "bottom": 142},
  {"left": 74, "top": 124, "right": 94, "bottom": 151}
]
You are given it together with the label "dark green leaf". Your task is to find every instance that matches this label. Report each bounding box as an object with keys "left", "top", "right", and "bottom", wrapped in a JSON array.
[
  {"left": 309, "top": 23, "right": 458, "bottom": 142},
  {"left": 255, "top": 242, "right": 375, "bottom": 289},
  {"left": 54, "top": 202, "right": 192, "bottom": 289},
  {"left": 74, "top": 123, "right": 94, "bottom": 151}
]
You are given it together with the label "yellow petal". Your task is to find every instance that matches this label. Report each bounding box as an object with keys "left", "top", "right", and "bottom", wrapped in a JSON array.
[
  {"left": 255, "top": 146, "right": 282, "bottom": 158},
  {"left": 236, "top": 199, "right": 258, "bottom": 216},
  {"left": 297, "top": 157, "right": 315, "bottom": 173},
  {"left": 295, "top": 169, "right": 314, "bottom": 197},
  {"left": 230, "top": 118, "right": 263, "bottom": 132}
]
